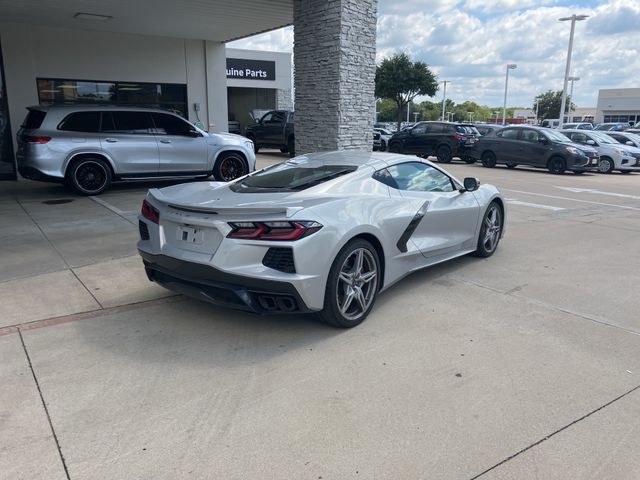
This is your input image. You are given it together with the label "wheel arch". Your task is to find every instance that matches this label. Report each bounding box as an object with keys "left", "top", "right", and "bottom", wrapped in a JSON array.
[
  {"left": 64, "top": 152, "right": 116, "bottom": 178},
  {"left": 212, "top": 148, "right": 248, "bottom": 171}
]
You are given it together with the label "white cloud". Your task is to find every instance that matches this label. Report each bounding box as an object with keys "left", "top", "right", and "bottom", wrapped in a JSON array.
[{"left": 226, "top": 1, "right": 640, "bottom": 108}]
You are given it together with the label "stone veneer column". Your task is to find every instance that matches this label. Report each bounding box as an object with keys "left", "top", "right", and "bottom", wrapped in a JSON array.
[{"left": 293, "top": 0, "right": 377, "bottom": 154}]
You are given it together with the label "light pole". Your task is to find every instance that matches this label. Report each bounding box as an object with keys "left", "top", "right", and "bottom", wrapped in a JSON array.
[
  {"left": 534, "top": 98, "right": 539, "bottom": 125},
  {"left": 494, "top": 111, "right": 499, "bottom": 124},
  {"left": 558, "top": 14, "right": 588, "bottom": 129},
  {"left": 406, "top": 101, "right": 410, "bottom": 123},
  {"left": 566, "top": 75, "right": 580, "bottom": 120},
  {"left": 467, "top": 111, "right": 474, "bottom": 122},
  {"left": 441, "top": 80, "right": 448, "bottom": 121},
  {"left": 413, "top": 112, "right": 419, "bottom": 123},
  {"left": 502, "top": 64, "right": 517, "bottom": 126}
]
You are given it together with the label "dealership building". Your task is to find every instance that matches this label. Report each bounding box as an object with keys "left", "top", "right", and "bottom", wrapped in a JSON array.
[
  {"left": 595, "top": 88, "right": 640, "bottom": 124},
  {"left": 0, "top": 0, "right": 376, "bottom": 180}
]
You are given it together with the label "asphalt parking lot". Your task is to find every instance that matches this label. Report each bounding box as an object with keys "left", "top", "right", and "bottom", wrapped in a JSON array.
[{"left": 2, "top": 152, "right": 639, "bottom": 480}]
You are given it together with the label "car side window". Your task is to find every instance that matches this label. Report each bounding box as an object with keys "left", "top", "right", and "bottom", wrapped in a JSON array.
[
  {"left": 521, "top": 129, "right": 540, "bottom": 142},
  {"left": 260, "top": 112, "right": 273, "bottom": 123},
  {"left": 102, "top": 111, "right": 154, "bottom": 134},
  {"left": 411, "top": 123, "right": 427, "bottom": 135},
  {"left": 571, "top": 133, "right": 588, "bottom": 144},
  {"left": 384, "top": 162, "right": 454, "bottom": 192},
  {"left": 151, "top": 113, "right": 193, "bottom": 136},
  {"left": 426, "top": 123, "right": 444, "bottom": 133},
  {"left": 497, "top": 128, "right": 519, "bottom": 140},
  {"left": 58, "top": 112, "right": 100, "bottom": 133}
]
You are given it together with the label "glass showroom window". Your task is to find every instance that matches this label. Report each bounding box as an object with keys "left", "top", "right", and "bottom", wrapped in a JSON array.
[{"left": 37, "top": 79, "right": 187, "bottom": 117}]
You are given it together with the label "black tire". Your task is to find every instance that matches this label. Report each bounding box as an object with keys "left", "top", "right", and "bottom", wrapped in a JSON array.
[
  {"left": 67, "top": 157, "right": 111, "bottom": 195},
  {"left": 598, "top": 157, "right": 614, "bottom": 174},
  {"left": 287, "top": 137, "right": 295, "bottom": 158},
  {"left": 318, "top": 239, "right": 381, "bottom": 328},
  {"left": 436, "top": 145, "right": 452, "bottom": 163},
  {"left": 481, "top": 151, "right": 497, "bottom": 168},
  {"left": 506, "top": 163, "right": 517, "bottom": 169},
  {"left": 389, "top": 142, "right": 402, "bottom": 154},
  {"left": 463, "top": 156, "right": 476, "bottom": 164},
  {"left": 213, "top": 151, "right": 248, "bottom": 181},
  {"left": 380, "top": 140, "right": 387, "bottom": 152},
  {"left": 471, "top": 201, "right": 503, "bottom": 258},
  {"left": 547, "top": 156, "right": 566, "bottom": 174}
]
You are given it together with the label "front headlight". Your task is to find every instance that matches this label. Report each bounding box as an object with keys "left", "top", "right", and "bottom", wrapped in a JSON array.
[{"left": 565, "top": 146, "right": 583, "bottom": 155}]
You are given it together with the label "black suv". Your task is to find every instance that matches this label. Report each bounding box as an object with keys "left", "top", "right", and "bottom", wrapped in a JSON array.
[
  {"left": 387, "top": 121, "right": 479, "bottom": 163},
  {"left": 473, "top": 125, "right": 599, "bottom": 174}
]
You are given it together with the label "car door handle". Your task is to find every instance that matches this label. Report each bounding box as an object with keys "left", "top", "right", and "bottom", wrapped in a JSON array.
[
  {"left": 159, "top": 139, "right": 172, "bottom": 144},
  {"left": 104, "top": 138, "right": 118, "bottom": 143}
]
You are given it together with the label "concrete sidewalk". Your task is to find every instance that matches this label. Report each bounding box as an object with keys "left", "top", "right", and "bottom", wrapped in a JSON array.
[{"left": 1, "top": 158, "right": 640, "bottom": 479}]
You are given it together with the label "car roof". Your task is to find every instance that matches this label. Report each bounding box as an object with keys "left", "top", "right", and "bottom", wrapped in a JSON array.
[{"left": 26, "top": 104, "right": 183, "bottom": 115}]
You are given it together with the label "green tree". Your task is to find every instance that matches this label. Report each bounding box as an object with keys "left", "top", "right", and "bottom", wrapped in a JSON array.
[
  {"left": 375, "top": 53, "right": 439, "bottom": 131},
  {"left": 535, "top": 90, "right": 575, "bottom": 121}
]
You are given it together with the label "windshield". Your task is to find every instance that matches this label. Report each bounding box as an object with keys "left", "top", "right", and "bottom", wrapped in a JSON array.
[
  {"left": 589, "top": 131, "right": 618, "bottom": 144},
  {"left": 544, "top": 129, "right": 571, "bottom": 142},
  {"left": 230, "top": 161, "right": 357, "bottom": 192}
]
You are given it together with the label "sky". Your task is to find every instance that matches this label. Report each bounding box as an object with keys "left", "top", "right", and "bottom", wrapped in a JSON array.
[{"left": 227, "top": 0, "right": 640, "bottom": 109}]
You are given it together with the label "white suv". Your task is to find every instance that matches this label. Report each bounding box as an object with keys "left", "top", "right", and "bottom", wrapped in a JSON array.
[{"left": 16, "top": 105, "right": 256, "bottom": 195}]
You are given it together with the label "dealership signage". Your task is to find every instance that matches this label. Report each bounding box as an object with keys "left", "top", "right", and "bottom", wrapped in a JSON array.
[{"left": 226, "top": 58, "right": 276, "bottom": 81}]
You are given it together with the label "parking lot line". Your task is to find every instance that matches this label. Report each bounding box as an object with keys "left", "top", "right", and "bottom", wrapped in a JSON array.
[
  {"left": 88, "top": 196, "right": 137, "bottom": 224},
  {"left": 555, "top": 186, "right": 640, "bottom": 201},
  {"left": 503, "top": 189, "right": 640, "bottom": 211},
  {"left": 505, "top": 199, "right": 565, "bottom": 211}
]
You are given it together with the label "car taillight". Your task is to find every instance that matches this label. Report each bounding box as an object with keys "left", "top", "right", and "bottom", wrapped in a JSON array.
[
  {"left": 227, "top": 221, "right": 322, "bottom": 241},
  {"left": 452, "top": 133, "right": 464, "bottom": 141},
  {"left": 21, "top": 135, "right": 51, "bottom": 144},
  {"left": 141, "top": 200, "right": 159, "bottom": 224}
]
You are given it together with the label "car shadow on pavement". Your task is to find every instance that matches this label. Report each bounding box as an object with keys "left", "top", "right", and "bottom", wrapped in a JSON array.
[{"left": 72, "top": 294, "right": 345, "bottom": 368}]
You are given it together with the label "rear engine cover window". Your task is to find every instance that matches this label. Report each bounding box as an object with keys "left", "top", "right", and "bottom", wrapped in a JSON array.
[
  {"left": 231, "top": 162, "right": 357, "bottom": 192},
  {"left": 58, "top": 112, "right": 100, "bottom": 132},
  {"left": 22, "top": 110, "right": 46, "bottom": 129}
]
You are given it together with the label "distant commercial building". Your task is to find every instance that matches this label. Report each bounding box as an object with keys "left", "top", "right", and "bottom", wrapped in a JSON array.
[
  {"left": 596, "top": 88, "right": 640, "bottom": 124},
  {"left": 513, "top": 106, "right": 595, "bottom": 124}
]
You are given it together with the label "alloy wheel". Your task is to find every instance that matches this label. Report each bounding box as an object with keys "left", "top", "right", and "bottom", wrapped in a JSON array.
[
  {"left": 482, "top": 205, "right": 502, "bottom": 253},
  {"left": 219, "top": 155, "right": 247, "bottom": 181},
  {"left": 335, "top": 248, "right": 378, "bottom": 321},
  {"left": 75, "top": 161, "right": 108, "bottom": 193}
]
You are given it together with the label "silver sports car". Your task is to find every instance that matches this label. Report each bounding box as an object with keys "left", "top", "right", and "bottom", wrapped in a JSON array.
[{"left": 137, "top": 151, "right": 505, "bottom": 327}]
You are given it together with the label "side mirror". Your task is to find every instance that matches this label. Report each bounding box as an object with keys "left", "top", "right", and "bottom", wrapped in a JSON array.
[
  {"left": 586, "top": 139, "right": 596, "bottom": 145},
  {"left": 462, "top": 177, "right": 480, "bottom": 192},
  {"left": 538, "top": 137, "right": 549, "bottom": 144},
  {"left": 186, "top": 129, "right": 202, "bottom": 138}
]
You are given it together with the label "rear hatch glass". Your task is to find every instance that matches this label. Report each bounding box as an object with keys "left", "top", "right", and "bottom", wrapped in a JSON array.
[
  {"left": 22, "top": 109, "right": 47, "bottom": 130},
  {"left": 230, "top": 162, "right": 357, "bottom": 193}
]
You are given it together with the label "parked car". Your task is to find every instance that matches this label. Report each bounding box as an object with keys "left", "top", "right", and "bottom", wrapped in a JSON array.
[
  {"left": 594, "top": 122, "right": 628, "bottom": 131},
  {"left": 562, "top": 122, "right": 593, "bottom": 130},
  {"left": 244, "top": 110, "right": 295, "bottom": 156},
  {"left": 473, "top": 124, "right": 503, "bottom": 136},
  {"left": 626, "top": 121, "right": 640, "bottom": 135},
  {"left": 561, "top": 129, "right": 640, "bottom": 174},
  {"left": 541, "top": 119, "right": 561, "bottom": 129},
  {"left": 387, "top": 121, "right": 479, "bottom": 163},
  {"left": 373, "top": 127, "right": 393, "bottom": 151},
  {"left": 138, "top": 151, "right": 505, "bottom": 328},
  {"left": 372, "top": 130, "right": 382, "bottom": 150},
  {"left": 474, "top": 125, "right": 599, "bottom": 174},
  {"left": 16, "top": 105, "right": 256, "bottom": 195},
  {"left": 605, "top": 131, "right": 640, "bottom": 149}
]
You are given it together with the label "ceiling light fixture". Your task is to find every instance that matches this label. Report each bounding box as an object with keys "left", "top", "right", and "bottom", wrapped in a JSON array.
[{"left": 74, "top": 12, "right": 113, "bottom": 21}]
